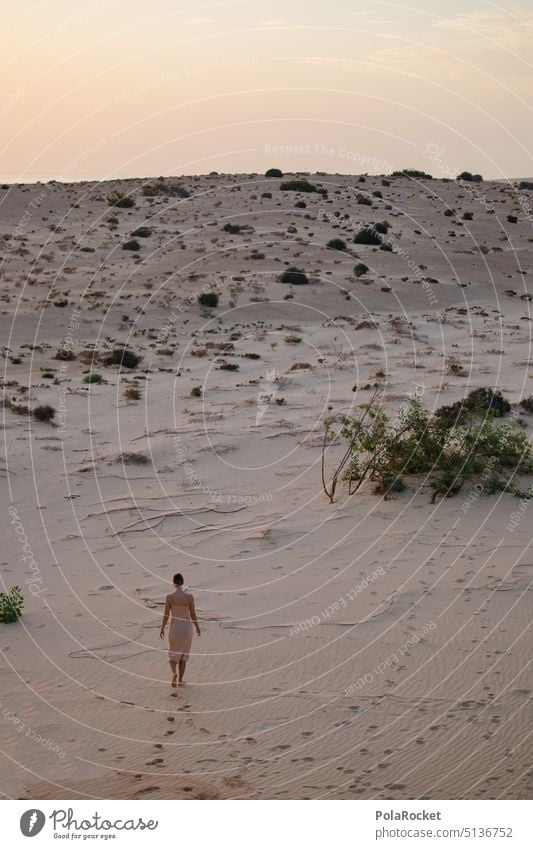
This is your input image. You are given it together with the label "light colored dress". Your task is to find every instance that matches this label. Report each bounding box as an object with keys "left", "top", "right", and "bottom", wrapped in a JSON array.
[{"left": 167, "top": 590, "right": 194, "bottom": 663}]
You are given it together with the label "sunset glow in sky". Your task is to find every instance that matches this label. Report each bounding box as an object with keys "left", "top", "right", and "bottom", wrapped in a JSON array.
[{"left": 2, "top": 0, "right": 533, "bottom": 180}]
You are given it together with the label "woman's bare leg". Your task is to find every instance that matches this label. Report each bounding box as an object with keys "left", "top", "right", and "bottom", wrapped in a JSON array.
[
  {"left": 178, "top": 658, "right": 187, "bottom": 684},
  {"left": 169, "top": 659, "right": 178, "bottom": 687}
]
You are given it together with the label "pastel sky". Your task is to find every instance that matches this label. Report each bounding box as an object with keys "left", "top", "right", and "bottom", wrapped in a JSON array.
[{"left": 2, "top": 0, "right": 533, "bottom": 179}]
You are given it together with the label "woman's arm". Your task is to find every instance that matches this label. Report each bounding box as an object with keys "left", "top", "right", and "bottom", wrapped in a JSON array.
[
  {"left": 189, "top": 596, "right": 201, "bottom": 636},
  {"left": 160, "top": 597, "right": 170, "bottom": 639}
]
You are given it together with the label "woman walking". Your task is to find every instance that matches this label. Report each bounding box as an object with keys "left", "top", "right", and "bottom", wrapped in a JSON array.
[{"left": 160, "top": 573, "right": 200, "bottom": 687}]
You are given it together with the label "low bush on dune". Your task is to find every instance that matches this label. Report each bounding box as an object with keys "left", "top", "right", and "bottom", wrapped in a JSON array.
[
  {"left": 518, "top": 181, "right": 533, "bottom": 191},
  {"left": 391, "top": 169, "right": 433, "bottom": 180},
  {"left": 131, "top": 227, "right": 152, "bottom": 238},
  {"left": 123, "top": 239, "right": 140, "bottom": 251},
  {"left": 33, "top": 404, "right": 56, "bottom": 422},
  {"left": 321, "top": 390, "right": 530, "bottom": 504},
  {"left": 280, "top": 179, "right": 318, "bottom": 193},
  {"left": 327, "top": 238, "right": 348, "bottom": 251},
  {"left": 107, "top": 192, "right": 135, "bottom": 208},
  {"left": 124, "top": 386, "right": 142, "bottom": 400},
  {"left": 280, "top": 266, "right": 309, "bottom": 285},
  {"left": 0, "top": 586, "right": 24, "bottom": 623},
  {"left": 354, "top": 226, "right": 382, "bottom": 245},
  {"left": 354, "top": 262, "right": 369, "bottom": 277},
  {"left": 457, "top": 171, "right": 483, "bottom": 182},
  {"left": 198, "top": 292, "right": 219, "bottom": 308},
  {"left": 83, "top": 372, "right": 103, "bottom": 384},
  {"left": 142, "top": 182, "right": 190, "bottom": 198},
  {"left": 102, "top": 348, "right": 141, "bottom": 369},
  {"left": 265, "top": 168, "right": 283, "bottom": 178},
  {"left": 223, "top": 223, "right": 242, "bottom": 234}
]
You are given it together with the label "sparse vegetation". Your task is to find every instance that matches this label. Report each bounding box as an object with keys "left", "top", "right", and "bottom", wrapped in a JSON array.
[
  {"left": 265, "top": 168, "right": 283, "bottom": 178},
  {"left": 191, "top": 386, "right": 202, "bottom": 397},
  {"left": 354, "top": 262, "right": 369, "bottom": 277},
  {"left": 223, "top": 223, "right": 242, "bottom": 234},
  {"left": 131, "top": 227, "right": 152, "bottom": 238}
]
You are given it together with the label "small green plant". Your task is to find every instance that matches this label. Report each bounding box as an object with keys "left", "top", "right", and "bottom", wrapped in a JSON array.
[
  {"left": 280, "top": 266, "right": 309, "bottom": 285},
  {"left": 33, "top": 404, "right": 56, "bottom": 422},
  {"left": 223, "top": 223, "right": 242, "bottom": 233},
  {"left": 107, "top": 192, "right": 135, "bottom": 208},
  {"left": 218, "top": 361, "right": 239, "bottom": 371},
  {"left": 42, "top": 371, "right": 54, "bottom": 379},
  {"left": 84, "top": 372, "right": 103, "bottom": 384},
  {"left": 462, "top": 212, "right": 474, "bottom": 221},
  {"left": 0, "top": 586, "right": 24, "bottom": 623},
  {"left": 123, "top": 239, "right": 140, "bottom": 251},
  {"left": 198, "top": 292, "right": 219, "bottom": 308},
  {"left": 354, "top": 262, "right": 369, "bottom": 277},
  {"left": 131, "top": 227, "right": 152, "bottom": 238},
  {"left": 191, "top": 386, "right": 202, "bottom": 397},
  {"left": 265, "top": 168, "right": 283, "bottom": 178}
]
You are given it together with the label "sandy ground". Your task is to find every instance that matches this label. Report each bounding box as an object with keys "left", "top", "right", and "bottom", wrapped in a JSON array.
[{"left": 0, "top": 172, "right": 532, "bottom": 799}]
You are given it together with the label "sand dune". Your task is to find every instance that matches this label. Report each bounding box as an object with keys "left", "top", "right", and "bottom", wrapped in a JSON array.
[{"left": 1, "top": 172, "right": 532, "bottom": 799}]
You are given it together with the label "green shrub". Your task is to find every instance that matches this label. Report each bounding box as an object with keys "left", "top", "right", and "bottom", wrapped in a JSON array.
[
  {"left": 280, "top": 179, "right": 318, "bottom": 193},
  {"left": 102, "top": 348, "right": 141, "bottom": 369},
  {"left": 123, "top": 239, "right": 140, "bottom": 251},
  {"left": 261, "top": 192, "right": 272, "bottom": 198},
  {"left": 131, "top": 227, "right": 152, "bottom": 238},
  {"left": 218, "top": 361, "right": 239, "bottom": 371},
  {"left": 33, "top": 404, "right": 55, "bottom": 422},
  {"left": 223, "top": 223, "right": 242, "bottom": 233},
  {"left": 107, "top": 192, "right": 135, "bottom": 208},
  {"left": 83, "top": 372, "right": 103, "bottom": 384},
  {"left": 191, "top": 386, "right": 202, "bottom": 397},
  {"left": 327, "top": 238, "right": 348, "bottom": 251},
  {"left": 354, "top": 226, "right": 381, "bottom": 245},
  {"left": 198, "top": 292, "right": 219, "bottom": 308},
  {"left": 280, "top": 266, "right": 309, "bottom": 285},
  {"left": 507, "top": 214, "right": 518, "bottom": 224},
  {"left": 322, "top": 396, "right": 532, "bottom": 504},
  {"left": 354, "top": 262, "right": 369, "bottom": 277},
  {"left": 0, "top": 586, "right": 24, "bottom": 623},
  {"left": 265, "top": 168, "right": 283, "bottom": 178},
  {"left": 462, "top": 212, "right": 473, "bottom": 221}
]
